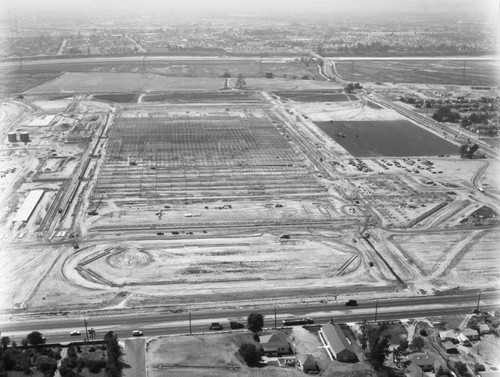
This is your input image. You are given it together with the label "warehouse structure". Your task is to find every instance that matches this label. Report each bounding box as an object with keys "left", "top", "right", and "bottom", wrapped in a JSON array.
[{"left": 13, "top": 190, "right": 45, "bottom": 223}]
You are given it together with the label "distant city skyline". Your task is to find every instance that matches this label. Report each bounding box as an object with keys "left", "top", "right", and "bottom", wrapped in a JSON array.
[{"left": 1, "top": 0, "right": 497, "bottom": 18}]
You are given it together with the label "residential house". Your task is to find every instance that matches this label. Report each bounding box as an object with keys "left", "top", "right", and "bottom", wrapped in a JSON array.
[
  {"left": 259, "top": 332, "right": 291, "bottom": 356},
  {"left": 405, "top": 363, "right": 426, "bottom": 377},
  {"left": 479, "top": 324, "right": 491, "bottom": 335},
  {"left": 408, "top": 352, "right": 436, "bottom": 372},
  {"left": 298, "top": 354, "right": 318, "bottom": 373},
  {"left": 439, "top": 330, "right": 459, "bottom": 344},
  {"left": 319, "top": 322, "right": 357, "bottom": 362},
  {"left": 462, "top": 328, "right": 479, "bottom": 341},
  {"left": 441, "top": 341, "right": 458, "bottom": 354}
]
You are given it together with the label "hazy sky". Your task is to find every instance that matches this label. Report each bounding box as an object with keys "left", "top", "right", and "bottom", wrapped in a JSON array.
[{"left": 2, "top": 0, "right": 498, "bottom": 18}]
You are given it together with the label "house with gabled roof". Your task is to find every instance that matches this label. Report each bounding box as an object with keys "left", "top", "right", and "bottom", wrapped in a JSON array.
[
  {"left": 462, "top": 328, "right": 479, "bottom": 341},
  {"left": 319, "top": 322, "right": 357, "bottom": 362},
  {"left": 259, "top": 332, "right": 291, "bottom": 356},
  {"left": 441, "top": 341, "right": 458, "bottom": 354},
  {"left": 298, "top": 354, "right": 318, "bottom": 372},
  {"left": 408, "top": 352, "right": 437, "bottom": 372},
  {"left": 479, "top": 324, "right": 491, "bottom": 335},
  {"left": 439, "top": 330, "right": 459, "bottom": 343}
]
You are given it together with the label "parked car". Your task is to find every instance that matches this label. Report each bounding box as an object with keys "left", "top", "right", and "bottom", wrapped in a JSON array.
[
  {"left": 70, "top": 331, "right": 81, "bottom": 336},
  {"left": 132, "top": 330, "right": 143, "bottom": 336},
  {"left": 209, "top": 322, "right": 223, "bottom": 331},
  {"left": 345, "top": 300, "right": 359, "bottom": 306}
]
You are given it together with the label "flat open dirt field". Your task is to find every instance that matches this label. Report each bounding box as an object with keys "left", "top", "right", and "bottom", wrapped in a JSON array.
[
  {"left": 274, "top": 90, "right": 357, "bottom": 102},
  {"left": 147, "top": 333, "right": 305, "bottom": 377},
  {"left": 25, "top": 72, "right": 335, "bottom": 94},
  {"left": 141, "top": 91, "right": 262, "bottom": 103},
  {"left": 389, "top": 229, "right": 500, "bottom": 289},
  {"left": 336, "top": 60, "right": 500, "bottom": 86},
  {"left": 314, "top": 120, "right": 458, "bottom": 157}
]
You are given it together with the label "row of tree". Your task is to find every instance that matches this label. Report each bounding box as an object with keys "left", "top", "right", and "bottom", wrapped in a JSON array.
[
  {"left": 459, "top": 143, "right": 479, "bottom": 159},
  {"left": 0, "top": 332, "right": 59, "bottom": 376},
  {"left": 0, "top": 330, "right": 125, "bottom": 377},
  {"left": 432, "top": 106, "right": 461, "bottom": 123},
  {"left": 238, "top": 312, "right": 265, "bottom": 366},
  {"left": 345, "top": 82, "right": 363, "bottom": 93}
]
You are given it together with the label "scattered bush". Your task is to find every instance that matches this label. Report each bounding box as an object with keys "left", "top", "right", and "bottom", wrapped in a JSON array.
[
  {"left": 238, "top": 343, "right": 262, "bottom": 366},
  {"left": 86, "top": 358, "right": 106, "bottom": 373},
  {"left": 36, "top": 356, "right": 58, "bottom": 376},
  {"left": 474, "top": 363, "right": 486, "bottom": 372}
]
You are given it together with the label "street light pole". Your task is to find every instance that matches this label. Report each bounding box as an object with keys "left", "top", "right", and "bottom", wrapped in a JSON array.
[
  {"left": 475, "top": 291, "right": 482, "bottom": 313},
  {"left": 189, "top": 312, "right": 192, "bottom": 335},
  {"left": 84, "top": 319, "right": 89, "bottom": 342},
  {"left": 274, "top": 306, "right": 277, "bottom": 329},
  {"left": 374, "top": 300, "right": 379, "bottom": 323}
]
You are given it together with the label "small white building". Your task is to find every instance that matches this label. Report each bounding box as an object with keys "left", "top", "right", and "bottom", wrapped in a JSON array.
[{"left": 479, "top": 324, "right": 491, "bottom": 335}]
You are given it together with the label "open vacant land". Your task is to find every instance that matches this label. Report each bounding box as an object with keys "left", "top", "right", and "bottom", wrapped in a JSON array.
[
  {"left": 336, "top": 60, "right": 500, "bottom": 86},
  {"left": 147, "top": 333, "right": 306, "bottom": 377},
  {"left": 25, "top": 72, "right": 335, "bottom": 94},
  {"left": 274, "top": 90, "right": 357, "bottom": 102}
]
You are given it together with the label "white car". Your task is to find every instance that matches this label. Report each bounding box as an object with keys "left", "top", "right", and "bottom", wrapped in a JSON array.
[
  {"left": 70, "top": 331, "right": 81, "bottom": 336},
  {"left": 132, "top": 330, "right": 143, "bottom": 336}
]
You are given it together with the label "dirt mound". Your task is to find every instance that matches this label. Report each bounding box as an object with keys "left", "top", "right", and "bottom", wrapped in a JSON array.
[{"left": 107, "top": 249, "right": 153, "bottom": 268}]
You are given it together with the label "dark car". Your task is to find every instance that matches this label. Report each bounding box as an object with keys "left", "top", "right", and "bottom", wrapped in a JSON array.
[
  {"left": 209, "top": 322, "right": 223, "bottom": 331},
  {"left": 345, "top": 300, "right": 359, "bottom": 306},
  {"left": 229, "top": 321, "right": 245, "bottom": 329}
]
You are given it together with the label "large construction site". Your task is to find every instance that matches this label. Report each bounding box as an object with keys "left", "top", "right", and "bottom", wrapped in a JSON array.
[{"left": 0, "top": 58, "right": 498, "bottom": 315}]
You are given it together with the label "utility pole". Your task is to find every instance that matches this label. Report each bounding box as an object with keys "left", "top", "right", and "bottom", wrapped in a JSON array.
[
  {"left": 463, "top": 60, "right": 467, "bottom": 85},
  {"left": 475, "top": 291, "right": 481, "bottom": 313},
  {"left": 84, "top": 319, "right": 89, "bottom": 342},
  {"left": 189, "top": 312, "right": 192, "bottom": 335},
  {"left": 274, "top": 306, "right": 277, "bottom": 329},
  {"left": 374, "top": 300, "right": 379, "bottom": 323}
]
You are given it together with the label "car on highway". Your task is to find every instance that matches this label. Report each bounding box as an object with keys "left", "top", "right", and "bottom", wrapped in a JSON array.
[
  {"left": 132, "top": 330, "right": 143, "bottom": 336},
  {"left": 345, "top": 300, "right": 359, "bottom": 306},
  {"left": 70, "top": 331, "right": 81, "bottom": 336},
  {"left": 209, "top": 322, "right": 223, "bottom": 331}
]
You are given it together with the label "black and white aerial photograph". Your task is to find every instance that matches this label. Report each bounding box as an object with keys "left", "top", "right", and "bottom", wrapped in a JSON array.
[{"left": 0, "top": 0, "right": 498, "bottom": 376}]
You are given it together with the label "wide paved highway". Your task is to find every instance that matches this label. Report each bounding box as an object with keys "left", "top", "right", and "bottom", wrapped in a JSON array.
[{"left": 1, "top": 290, "right": 498, "bottom": 343}]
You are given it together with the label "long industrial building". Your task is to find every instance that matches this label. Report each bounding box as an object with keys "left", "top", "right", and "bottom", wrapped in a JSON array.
[{"left": 13, "top": 190, "right": 45, "bottom": 223}]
